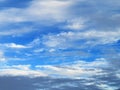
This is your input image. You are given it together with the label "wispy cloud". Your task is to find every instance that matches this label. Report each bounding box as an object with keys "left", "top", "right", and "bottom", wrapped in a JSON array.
[
  {"left": 63, "top": 18, "right": 86, "bottom": 30},
  {"left": 0, "top": 65, "right": 47, "bottom": 77},
  {"left": 0, "top": 0, "right": 120, "bottom": 36},
  {"left": 42, "top": 30, "right": 120, "bottom": 49},
  {"left": 0, "top": 58, "right": 119, "bottom": 90},
  {"left": 0, "top": 58, "right": 109, "bottom": 79},
  {"left": 0, "top": 0, "right": 120, "bottom": 89},
  {"left": 0, "top": 51, "right": 6, "bottom": 62},
  {"left": 0, "top": 57, "right": 119, "bottom": 80},
  {"left": 4, "top": 43, "right": 27, "bottom": 49},
  {"left": 35, "top": 58, "right": 108, "bottom": 78},
  {"left": 0, "top": 27, "right": 35, "bottom": 36}
]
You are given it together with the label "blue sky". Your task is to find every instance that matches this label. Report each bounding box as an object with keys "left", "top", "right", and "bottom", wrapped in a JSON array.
[{"left": 0, "top": 0, "right": 120, "bottom": 90}]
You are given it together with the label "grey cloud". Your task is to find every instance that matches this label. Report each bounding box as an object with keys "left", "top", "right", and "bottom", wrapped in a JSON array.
[
  {"left": 68, "top": 0, "right": 120, "bottom": 30},
  {"left": 0, "top": 0, "right": 120, "bottom": 30},
  {"left": 0, "top": 73, "right": 119, "bottom": 90},
  {"left": 0, "top": 56, "right": 120, "bottom": 90}
]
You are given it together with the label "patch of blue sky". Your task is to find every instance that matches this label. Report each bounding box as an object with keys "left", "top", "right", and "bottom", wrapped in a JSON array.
[{"left": 0, "top": 0, "right": 31, "bottom": 9}]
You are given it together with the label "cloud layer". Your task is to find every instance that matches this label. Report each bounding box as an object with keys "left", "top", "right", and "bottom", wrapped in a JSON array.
[{"left": 0, "top": 0, "right": 120, "bottom": 90}]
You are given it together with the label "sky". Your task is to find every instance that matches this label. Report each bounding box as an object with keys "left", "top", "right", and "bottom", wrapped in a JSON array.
[{"left": 0, "top": 0, "right": 120, "bottom": 90}]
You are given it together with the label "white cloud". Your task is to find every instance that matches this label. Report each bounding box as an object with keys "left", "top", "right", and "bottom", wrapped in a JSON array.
[
  {"left": 0, "top": 65, "right": 47, "bottom": 77},
  {"left": 25, "top": 0, "right": 72, "bottom": 22},
  {"left": 49, "top": 48, "right": 56, "bottom": 52},
  {"left": 43, "top": 36, "right": 62, "bottom": 47},
  {"left": 33, "top": 48, "right": 44, "bottom": 53},
  {"left": 63, "top": 18, "right": 86, "bottom": 30},
  {"left": 28, "top": 38, "right": 41, "bottom": 47},
  {"left": 0, "top": 0, "right": 72, "bottom": 24},
  {"left": 43, "top": 30, "right": 120, "bottom": 49},
  {"left": 4, "top": 43, "right": 27, "bottom": 49},
  {"left": 116, "top": 73, "right": 120, "bottom": 79},
  {"left": 0, "top": 58, "right": 119, "bottom": 79},
  {"left": 0, "top": 0, "right": 120, "bottom": 27},
  {"left": 0, "top": 60, "right": 102, "bottom": 78},
  {"left": 0, "top": 0, "right": 120, "bottom": 37},
  {"left": 0, "top": 51, "right": 6, "bottom": 62},
  {"left": 0, "top": 8, "right": 26, "bottom": 24},
  {"left": 0, "top": 0, "right": 72, "bottom": 37},
  {"left": 0, "top": 27, "right": 35, "bottom": 36},
  {"left": 35, "top": 59, "right": 108, "bottom": 78},
  {"left": 97, "top": 84, "right": 118, "bottom": 90}
]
